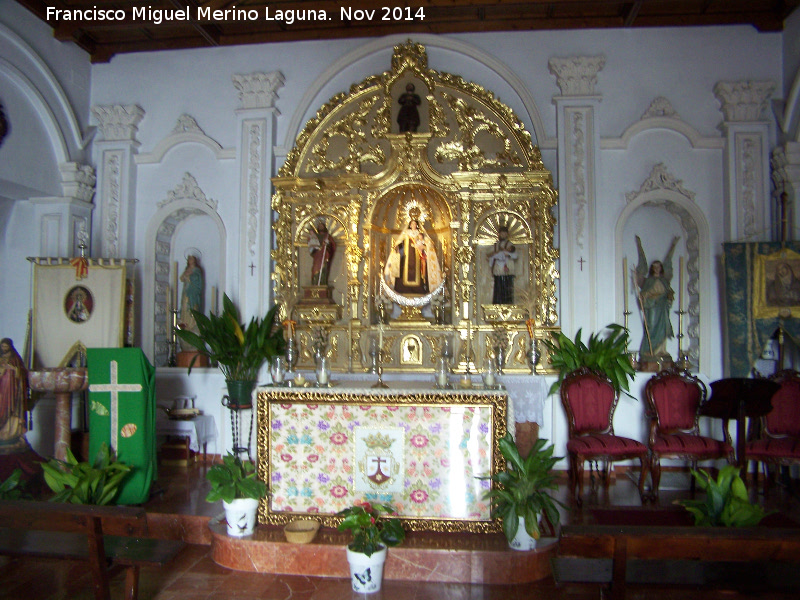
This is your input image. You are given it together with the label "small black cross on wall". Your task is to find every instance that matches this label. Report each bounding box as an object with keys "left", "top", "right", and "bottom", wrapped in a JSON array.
[
  {"left": 578, "top": 257, "right": 586, "bottom": 271},
  {"left": 249, "top": 262, "right": 256, "bottom": 276}
]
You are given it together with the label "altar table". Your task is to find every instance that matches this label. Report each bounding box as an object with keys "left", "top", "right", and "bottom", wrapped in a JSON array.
[
  {"left": 156, "top": 413, "right": 217, "bottom": 462},
  {"left": 256, "top": 380, "right": 509, "bottom": 532}
]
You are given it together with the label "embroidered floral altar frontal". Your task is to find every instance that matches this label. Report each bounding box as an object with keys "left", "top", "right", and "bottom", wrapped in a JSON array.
[{"left": 257, "top": 385, "right": 507, "bottom": 532}]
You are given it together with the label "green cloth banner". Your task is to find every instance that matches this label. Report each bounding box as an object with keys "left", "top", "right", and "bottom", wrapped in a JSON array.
[
  {"left": 87, "top": 347, "right": 156, "bottom": 505},
  {"left": 722, "top": 242, "right": 800, "bottom": 377}
]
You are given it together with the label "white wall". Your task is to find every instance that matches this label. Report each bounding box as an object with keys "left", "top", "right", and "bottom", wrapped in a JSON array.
[{"left": 3, "top": 5, "right": 800, "bottom": 465}]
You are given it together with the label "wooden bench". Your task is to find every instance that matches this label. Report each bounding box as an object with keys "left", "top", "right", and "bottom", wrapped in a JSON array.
[
  {"left": 553, "top": 507, "right": 800, "bottom": 600},
  {"left": 0, "top": 499, "right": 186, "bottom": 600}
]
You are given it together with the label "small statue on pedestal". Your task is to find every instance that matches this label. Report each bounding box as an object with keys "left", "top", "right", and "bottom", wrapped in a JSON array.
[{"left": 301, "top": 219, "right": 336, "bottom": 305}]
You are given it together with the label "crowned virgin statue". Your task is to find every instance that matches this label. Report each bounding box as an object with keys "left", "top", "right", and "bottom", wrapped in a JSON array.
[{"left": 383, "top": 207, "right": 442, "bottom": 295}]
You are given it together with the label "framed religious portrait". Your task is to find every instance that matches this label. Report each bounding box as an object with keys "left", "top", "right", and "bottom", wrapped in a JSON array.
[
  {"left": 752, "top": 248, "right": 800, "bottom": 319},
  {"left": 256, "top": 386, "right": 507, "bottom": 533}
]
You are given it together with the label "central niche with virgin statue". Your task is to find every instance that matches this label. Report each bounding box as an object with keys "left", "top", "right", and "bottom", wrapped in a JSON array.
[{"left": 271, "top": 41, "right": 559, "bottom": 375}]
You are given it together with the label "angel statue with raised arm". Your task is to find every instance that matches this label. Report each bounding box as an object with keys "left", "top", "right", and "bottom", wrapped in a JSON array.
[{"left": 635, "top": 235, "right": 679, "bottom": 364}]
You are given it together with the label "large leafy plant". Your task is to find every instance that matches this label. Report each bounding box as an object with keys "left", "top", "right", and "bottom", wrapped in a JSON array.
[
  {"left": 336, "top": 500, "right": 405, "bottom": 556},
  {"left": 675, "top": 465, "right": 771, "bottom": 527},
  {"left": 542, "top": 323, "right": 636, "bottom": 396},
  {"left": 482, "top": 433, "right": 564, "bottom": 543},
  {"left": 205, "top": 452, "right": 268, "bottom": 503},
  {"left": 175, "top": 294, "right": 285, "bottom": 381},
  {"left": 41, "top": 443, "right": 131, "bottom": 505}
]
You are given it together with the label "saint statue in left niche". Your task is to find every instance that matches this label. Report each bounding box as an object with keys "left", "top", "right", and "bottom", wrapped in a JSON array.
[
  {"left": 178, "top": 250, "right": 203, "bottom": 351},
  {"left": 308, "top": 220, "right": 336, "bottom": 286},
  {"left": 384, "top": 207, "right": 442, "bottom": 295}
]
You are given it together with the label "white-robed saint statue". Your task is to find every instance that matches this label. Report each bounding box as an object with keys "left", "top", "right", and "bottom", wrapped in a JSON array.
[{"left": 384, "top": 208, "right": 442, "bottom": 295}]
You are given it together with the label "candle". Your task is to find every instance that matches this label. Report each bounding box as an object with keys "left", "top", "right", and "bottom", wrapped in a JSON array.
[
  {"left": 172, "top": 261, "right": 179, "bottom": 300},
  {"left": 679, "top": 256, "right": 684, "bottom": 312},
  {"left": 378, "top": 325, "right": 383, "bottom": 358},
  {"left": 211, "top": 285, "right": 217, "bottom": 315},
  {"left": 623, "top": 257, "right": 629, "bottom": 312},
  {"left": 437, "top": 371, "right": 448, "bottom": 387},
  {"left": 462, "top": 301, "right": 469, "bottom": 319}
]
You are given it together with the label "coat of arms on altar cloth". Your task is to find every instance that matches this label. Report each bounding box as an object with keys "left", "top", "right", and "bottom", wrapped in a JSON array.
[{"left": 354, "top": 427, "right": 404, "bottom": 494}]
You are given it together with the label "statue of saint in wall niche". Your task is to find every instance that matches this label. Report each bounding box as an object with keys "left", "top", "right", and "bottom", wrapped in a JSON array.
[{"left": 634, "top": 235, "right": 679, "bottom": 369}]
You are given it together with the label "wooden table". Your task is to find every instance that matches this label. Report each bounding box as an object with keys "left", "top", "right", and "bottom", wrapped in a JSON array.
[{"left": 699, "top": 378, "right": 779, "bottom": 469}]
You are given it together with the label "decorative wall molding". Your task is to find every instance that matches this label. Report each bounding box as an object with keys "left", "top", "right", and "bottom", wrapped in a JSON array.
[
  {"left": 569, "top": 109, "right": 588, "bottom": 249},
  {"left": 100, "top": 150, "right": 122, "bottom": 257},
  {"left": 91, "top": 104, "right": 145, "bottom": 142},
  {"left": 157, "top": 172, "right": 218, "bottom": 211},
  {"left": 245, "top": 121, "right": 263, "bottom": 258},
  {"left": 626, "top": 163, "right": 696, "bottom": 204},
  {"left": 548, "top": 55, "right": 606, "bottom": 96},
  {"left": 59, "top": 162, "right": 96, "bottom": 203},
  {"left": 232, "top": 71, "right": 285, "bottom": 109},
  {"left": 713, "top": 80, "right": 775, "bottom": 122},
  {"left": 135, "top": 113, "right": 235, "bottom": 164},
  {"left": 603, "top": 97, "right": 724, "bottom": 150}
]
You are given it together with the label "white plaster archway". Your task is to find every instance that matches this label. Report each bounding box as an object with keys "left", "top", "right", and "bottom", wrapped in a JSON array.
[
  {"left": 616, "top": 166, "right": 711, "bottom": 372},
  {"left": 143, "top": 196, "right": 227, "bottom": 366}
]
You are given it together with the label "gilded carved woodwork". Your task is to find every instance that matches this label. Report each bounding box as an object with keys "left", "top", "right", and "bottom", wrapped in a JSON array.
[{"left": 272, "top": 41, "right": 559, "bottom": 374}]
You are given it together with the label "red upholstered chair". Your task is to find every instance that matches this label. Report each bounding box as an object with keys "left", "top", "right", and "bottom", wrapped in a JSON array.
[
  {"left": 745, "top": 369, "right": 800, "bottom": 493},
  {"left": 644, "top": 367, "right": 733, "bottom": 499},
  {"left": 560, "top": 367, "right": 649, "bottom": 504}
]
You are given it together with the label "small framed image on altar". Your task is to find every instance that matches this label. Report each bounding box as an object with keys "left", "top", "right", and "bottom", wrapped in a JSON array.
[{"left": 257, "top": 389, "right": 507, "bottom": 533}]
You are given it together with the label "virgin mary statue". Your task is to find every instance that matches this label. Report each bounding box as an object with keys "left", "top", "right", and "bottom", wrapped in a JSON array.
[{"left": 384, "top": 208, "right": 442, "bottom": 295}]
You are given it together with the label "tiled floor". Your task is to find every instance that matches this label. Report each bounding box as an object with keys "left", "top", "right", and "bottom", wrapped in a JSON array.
[{"left": 1, "top": 462, "right": 798, "bottom": 600}]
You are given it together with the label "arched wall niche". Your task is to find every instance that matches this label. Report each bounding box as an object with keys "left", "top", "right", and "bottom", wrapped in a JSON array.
[
  {"left": 272, "top": 40, "right": 559, "bottom": 375},
  {"left": 616, "top": 164, "right": 711, "bottom": 371},
  {"left": 143, "top": 174, "right": 226, "bottom": 366}
]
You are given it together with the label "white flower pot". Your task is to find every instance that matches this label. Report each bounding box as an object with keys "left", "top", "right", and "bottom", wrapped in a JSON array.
[
  {"left": 223, "top": 497, "right": 259, "bottom": 537},
  {"left": 509, "top": 514, "right": 540, "bottom": 551},
  {"left": 346, "top": 545, "right": 387, "bottom": 593}
]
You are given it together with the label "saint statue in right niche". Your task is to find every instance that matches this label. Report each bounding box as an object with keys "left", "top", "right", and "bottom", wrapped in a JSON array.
[
  {"left": 488, "top": 225, "right": 518, "bottom": 304},
  {"left": 634, "top": 235, "right": 679, "bottom": 364}
]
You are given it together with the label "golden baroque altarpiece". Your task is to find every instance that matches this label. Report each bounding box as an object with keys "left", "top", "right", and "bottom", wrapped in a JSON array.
[{"left": 271, "top": 41, "right": 560, "bottom": 375}]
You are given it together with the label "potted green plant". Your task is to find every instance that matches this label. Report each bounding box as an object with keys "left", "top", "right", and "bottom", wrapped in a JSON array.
[
  {"left": 482, "top": 433, "right": 564, "bottom": 550},
  {"left": 174, "top": 294, "right": 285, "bottom": 408},
  {"left": 0, "top": 468, "right": 30, "bottom": 500},
  {"left": 542, "top": 323, "right": 636, "bottom": 396},
  {"left": 206, "top": 452, "right": 268, "bottom": 537},
  {"left": 41, "top": 443, "right": 131, "bottom": 505},
  {"left": 675, "top": 465, "right": 771, "bottom": 527},
  {"left": 337, "top": 500, "right": 405, "bottom": 593}
]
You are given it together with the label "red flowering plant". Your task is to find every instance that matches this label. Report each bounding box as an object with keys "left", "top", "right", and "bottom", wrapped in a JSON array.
[{"left": 336, "top": 500, "right": 405, "bottom": 556}]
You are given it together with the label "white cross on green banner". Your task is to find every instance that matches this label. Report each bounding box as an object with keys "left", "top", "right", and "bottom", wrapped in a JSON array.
[{"left": 87, "top": 348, "right": 156, "bottom": 505}]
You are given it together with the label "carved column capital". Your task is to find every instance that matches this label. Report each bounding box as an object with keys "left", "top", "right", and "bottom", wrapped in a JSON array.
[
  {"left": 91, "top": 104, "right": 145, "bottom": 142},
  {"left": 59, "top": 162, "right": 96, "bottom": 203},
  {"left": 713, "top": 80, "right": 775, "bottom": 121},
  {"left": 548, "top": 55, "right": 606, "bottom": 96},
  {"left": 232, "top": 71, "right": 285, "bottom": 109}
]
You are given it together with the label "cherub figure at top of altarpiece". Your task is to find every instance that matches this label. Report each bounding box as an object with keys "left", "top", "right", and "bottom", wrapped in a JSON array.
[{"left": 383, "top": 208, "right": 442, "bottom": 295}]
